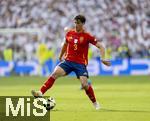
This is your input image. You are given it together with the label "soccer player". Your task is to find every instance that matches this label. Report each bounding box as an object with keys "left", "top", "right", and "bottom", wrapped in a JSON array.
[
  {"left": 31, "top": 15, "right": 111, "bottom": 110},
  {"left": 64, "top": 26, "right": 93, "bottom": 90}
]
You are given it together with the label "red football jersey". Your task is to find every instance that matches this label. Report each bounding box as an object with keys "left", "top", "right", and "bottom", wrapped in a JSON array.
[{"left": 65, "top": 29, "right": 97, "bottom": 65}]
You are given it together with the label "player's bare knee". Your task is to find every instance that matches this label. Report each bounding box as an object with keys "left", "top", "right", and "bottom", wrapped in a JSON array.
[
  {"left": 50, "top": 70, "right": 60, "bottom": 79},
  {"left": 81, "top": 82, "right": 88, "bottom": 90},
  {"left": 51, "top": 68, "right": 65, "bottom": 79},
  {"left": 51, "top": 72, "right": 58, "bottom": 79},
  {"left": 80, "top": 76, "right": 88, "bottom": 89}
]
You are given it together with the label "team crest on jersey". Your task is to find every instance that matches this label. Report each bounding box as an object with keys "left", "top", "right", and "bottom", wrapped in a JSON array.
[
  {"left": 74, "top": 39, "right": 78, "bottom": 43},
  {"left": 80, "top": 37, "right": 84, "bottom": 42}
]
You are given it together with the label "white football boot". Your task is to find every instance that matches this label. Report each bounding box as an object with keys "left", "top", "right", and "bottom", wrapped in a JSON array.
[
  {"left": 93, "top": 102, "right": 101, "bottom": 110},
  {"left": 31, "top": 90, "right": 43, "bottom": 98}
]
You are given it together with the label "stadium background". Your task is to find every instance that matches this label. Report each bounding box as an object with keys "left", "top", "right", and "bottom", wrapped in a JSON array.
[
  {"left": 0, "top": 0, "right": 149, "bottom": 76},
  {"left": 0, "top": 0, "right": 150, "bottom": 121}
]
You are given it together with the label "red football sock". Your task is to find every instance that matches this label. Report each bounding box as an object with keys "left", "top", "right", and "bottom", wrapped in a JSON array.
[
  {"left": 85, "top": 85, "right": 96, "bottom": 103},
  {"left": 40, "top": 76, "right": 55, "bottom": 94}
]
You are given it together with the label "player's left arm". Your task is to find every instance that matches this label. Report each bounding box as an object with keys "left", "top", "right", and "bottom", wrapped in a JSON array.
[
  {"left": 88, "top": 33, "right": 111, "bottom": 66},
  {"left": 95, "top": 42, "right": 111, "bottom": 66}
]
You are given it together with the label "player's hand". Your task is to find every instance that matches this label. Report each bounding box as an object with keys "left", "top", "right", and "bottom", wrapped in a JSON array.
[
  {"left": 59, "top": 56, "right": 63, "bottom": 62},
  {"left": 101, "top": 59, "right": 111, "bottom": 66}
]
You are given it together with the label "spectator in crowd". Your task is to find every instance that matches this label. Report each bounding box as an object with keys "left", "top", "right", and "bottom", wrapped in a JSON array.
[{"left": 0, "top": 0, "right": 149, "bottom": 60}]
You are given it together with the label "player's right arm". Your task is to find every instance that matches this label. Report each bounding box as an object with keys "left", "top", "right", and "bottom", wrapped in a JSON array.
[
  {"left": 59, "top": 41, "right": 68, "bottom": 61},
  {"left": 59, "top": 27, "right": 72, "bottom": 61}
]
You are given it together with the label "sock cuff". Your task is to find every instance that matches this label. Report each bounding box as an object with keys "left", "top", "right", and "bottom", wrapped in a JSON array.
[{"left": 49, "top": 76, "right": 56, "bottom": 80}]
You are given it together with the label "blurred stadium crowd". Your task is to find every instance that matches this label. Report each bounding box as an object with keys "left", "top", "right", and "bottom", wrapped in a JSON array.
[{"left": 0, "top": 0, "right": 149, "bottom": 62}]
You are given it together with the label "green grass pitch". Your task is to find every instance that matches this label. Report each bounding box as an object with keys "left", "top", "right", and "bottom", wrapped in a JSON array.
[{"left": 0, "top": 76, "right": 150, "bottom": 121}]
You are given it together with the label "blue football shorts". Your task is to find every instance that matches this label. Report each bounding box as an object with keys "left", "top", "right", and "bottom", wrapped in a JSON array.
[{"left": 58, "top": 60, "right": 89, "bottom": 79}]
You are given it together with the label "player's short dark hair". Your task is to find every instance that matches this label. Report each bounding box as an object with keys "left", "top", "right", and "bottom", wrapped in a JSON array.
[{"left": 74, "top": 15, "right": 86, "bottom": 24}]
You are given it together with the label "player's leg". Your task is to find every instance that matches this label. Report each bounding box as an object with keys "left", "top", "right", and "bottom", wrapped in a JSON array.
[
  {"left": 79, "top": 76, "right": 96, "bottom": 102},
  {"left": 80, "top": 79, "right": 91, "bottom": 90},
  {"left": 32, "top": 60, "right": 73, "bottom": 97},
  {"left": 73, "top": 62, "right": 100, "bottom": 110},
  {"left": 40, "top": 66, "right": 66, "bottom": 94},
  {"left": 79, "top": 76, "right": 100, "bottom": 110},
  {"left": 31, "top": 66, "right": 66, "bottom": 98}
]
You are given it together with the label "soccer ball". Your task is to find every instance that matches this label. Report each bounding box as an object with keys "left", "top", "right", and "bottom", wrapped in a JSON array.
[{"left": 43, "top": 97, "right": 56, "bottom": 111}]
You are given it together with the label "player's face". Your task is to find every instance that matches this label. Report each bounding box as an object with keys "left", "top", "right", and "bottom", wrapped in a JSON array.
[{"left": 74, "top": 19, "right": 84, "bottom": 32}]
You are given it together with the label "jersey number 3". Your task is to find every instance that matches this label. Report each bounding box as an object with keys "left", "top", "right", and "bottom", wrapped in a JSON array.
[
  {"left": 74, "top": 44, "right": 77, "bottom": 50},
  {"left": 73, "top": 39, "right": 78, "bottom": 50}
]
